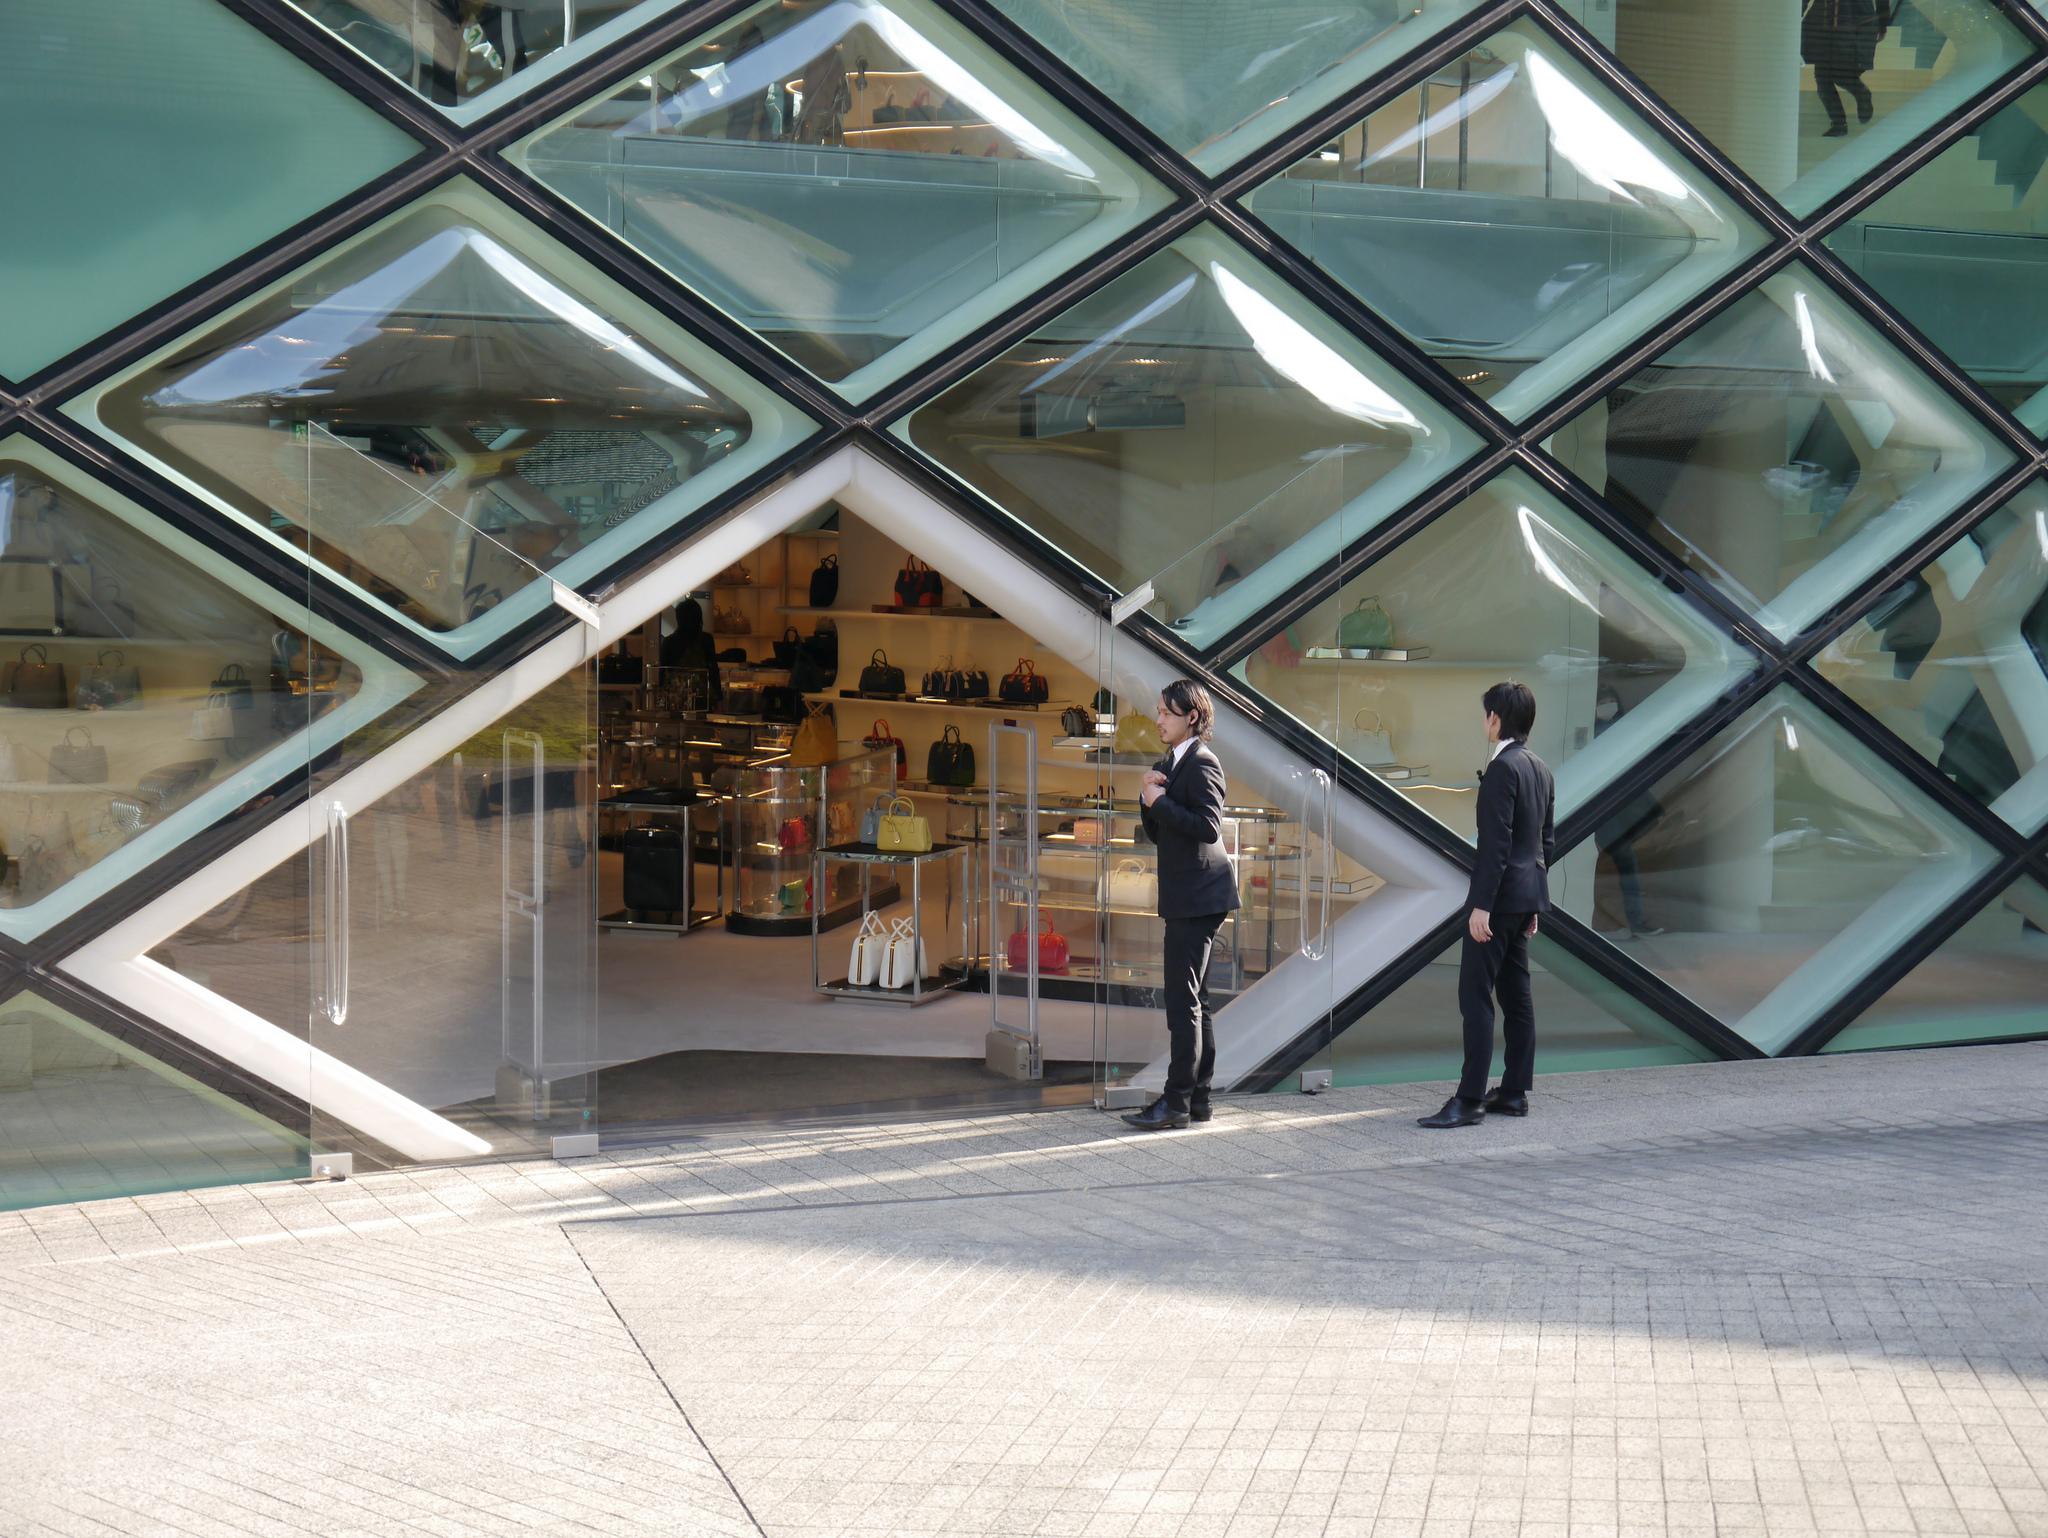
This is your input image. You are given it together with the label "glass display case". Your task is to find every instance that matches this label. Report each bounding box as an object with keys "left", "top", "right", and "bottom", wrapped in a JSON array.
[{"left": 726, "top": 744, "right": 895, "bottom": 935}]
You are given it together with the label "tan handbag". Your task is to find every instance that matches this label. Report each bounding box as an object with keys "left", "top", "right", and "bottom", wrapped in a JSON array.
[
  {"left": 788, "top": 705, "right": 837, "bottom": 767},
  {"left": 1114, "top": 711, "right": 1163, "bottom": 756}
]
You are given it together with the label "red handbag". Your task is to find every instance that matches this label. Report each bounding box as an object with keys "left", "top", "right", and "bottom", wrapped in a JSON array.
[
  {"left": 778, "top": 815, "right": 811, "bottom": 851},
  {"left": 892, "top": 556, "right": 943, "bottom": 608},
  {"left": 863, "top": 718, "right": 907, "bottom": 781},
  {"left": 1005, "top": 918, "right": 1070, "bottom": 974}
]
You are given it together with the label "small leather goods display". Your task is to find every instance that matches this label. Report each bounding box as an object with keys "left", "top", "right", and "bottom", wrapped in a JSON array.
[
  {"left": 862, "top": 718, "right": 907, "bottom": 779},
  {"left": 1336, "top": 594, "right": 1396, "bottom": 650},
  {"left": 47, "top": 726, "right": 107, "bottom": 785},
  {"left": 788, "top": 704, "right": 837, "bottom": 766},
  {"left": 925, "top": 724, "right": 975, "bottom": 787},
  {"left": 622, "top": 826, "right": 689, "bottom": 912},
  {"left": 189, "top": 691, "right": 239, "bottom": 741},
  {"left": 778, "top": 814, "right": 812, "bottom": 851},
  {"left": 3, "top": 644, "right": 68, "bottom": 709},
  {"left": 858, "top": 648, "right": 905, "bottom": 694},
  {"left": 1114, "top": 711, "right": 1163, "bottom": 757},
  {"left": 892, "top": 555, "right": 943, "bottom": 608},
  {"left": 1006, "top": 917, "right": 1070, "bottom": 974},
  {"left": 847, "top": 911, "right": 887, "bottom": 985},
  {"left": 1344, "top": 708, "right": 1396, "bottom": 767},
  {"left": 74, "top": 649, "right": 140, "bottom": 710},
  {"left": 880, "top": 916, "right": 929, "bottom": 989},
  {"left": 999, "top": 657, "right": 1048, "bottom": 704},
  {"left": 1106, "top": 858, "right": 1158, "bottom": 910},
  {"left": 808, "top": 554, "right": 839, "bottom": 608},
  {"left": 875, "top": 794, "right": 931, "bottom": 853}
]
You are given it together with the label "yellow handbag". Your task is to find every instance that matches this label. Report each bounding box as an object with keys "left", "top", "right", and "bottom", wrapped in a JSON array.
[
  {"left": 788, "top": 705, "right": 837, "bottom": 767},
  {"left": 876, "top": 794, "right": 932, "bottom": 853},
  {"left": 1114, "top": 711, "right": 1163, "bottom": 757}
]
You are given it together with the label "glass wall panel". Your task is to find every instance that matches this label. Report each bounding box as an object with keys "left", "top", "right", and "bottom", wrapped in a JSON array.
[
  {"left": 989, "top": 0, "right": 1495, "bottom": 175},
  {"left": 509, "top": 0, "right": 1173, "bottom": 400},
  {"left": 1547, "top": 262, "right": 2014, "bottom": 640},
  {"left": 1827, "top": 82, "right": 2048, "bottom": 436},
  {"left": 1231, "top": 468, "right": 1757, "bottom": 839},
  {"left": 75, "top": 180, "right": 815, "bottom": 660},
  {"left": 1816, "top": 481, "right": 2048, "bottom": 832},
  {"left": 0, "top": 0, "right": 420, "bottom": 380},
  {"left": 0, "top": 435, "right": 415, "bottom": 943},
  {"left": 1608, "top": 0, "right": 2034, "bottom": 216},
  {"left": 1329, "top": 932, "right": 1716, "bottom": 1087},
  {"left": 1245, "top": 20, "right": 1768, "bottom": 421},
  {"left": 0, "top": 988, "right": 307, "bottom": 1212},
  {"left": 898, "top": 225, "right": 1483, "bottom": 652},
  {"left": 1552, "top": 684, "right": 2000, "bottom": 1053},
  {"left": 1821, "top": 875, "right": 2048, "bottom": 1051}
]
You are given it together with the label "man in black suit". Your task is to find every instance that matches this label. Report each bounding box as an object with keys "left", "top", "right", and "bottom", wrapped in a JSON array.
[
  {"left": 1420, "top": 681, "right": 1556, "bottom": 1129},
  {"left": 1123, "top": 679, "right": 1240, "bottom": 1132}
]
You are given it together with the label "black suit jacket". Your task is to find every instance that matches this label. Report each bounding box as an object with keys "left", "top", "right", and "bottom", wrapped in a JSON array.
[
  {"left": 1139, "top": 742, "right": 1240, "bottom": 920},
  {"left": 1467, "top": 739, "right": 1556, "bottom": 917}
]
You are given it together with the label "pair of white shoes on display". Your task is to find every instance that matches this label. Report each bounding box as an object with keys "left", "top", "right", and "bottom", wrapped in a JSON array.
[{"left": 849, "top": 912, "right": 928, "bottom": 989}]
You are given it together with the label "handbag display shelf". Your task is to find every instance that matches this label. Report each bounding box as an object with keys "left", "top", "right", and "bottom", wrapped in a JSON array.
[
  {"left": 598, "top": 790, "right": 726, "bottom": 934},
  {"left": 725, "top": 744, "right": 898, "bottom": 938},
  {"left": 811, "top": 838, "right": 971, "bottom": 1005}
]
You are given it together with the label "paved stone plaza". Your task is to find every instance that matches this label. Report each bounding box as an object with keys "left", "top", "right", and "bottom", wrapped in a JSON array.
[{"left": 4, "top": 1045, "right": 2046, "bottom": 1538}]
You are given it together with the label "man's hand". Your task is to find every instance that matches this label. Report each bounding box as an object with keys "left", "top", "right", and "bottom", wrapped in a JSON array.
[
  {"left": 1469, "top": 908, "right": 1492, "bottom": 944},
  {"left": 1140, "top": 768, "right": 1167, "bottom": 808},
  {"left": 1526, "top": 914, "right": 1539, "bottom": 939}
]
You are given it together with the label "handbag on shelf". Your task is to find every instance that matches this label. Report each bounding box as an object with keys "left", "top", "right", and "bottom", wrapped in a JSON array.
[
  {"left": 47, "top": 727, "right": 107, "bottom": 785},
  {"left": 711, "top": 604, "right": 749, "bottom": 635},
  {"left": 597, "top": 651, "right": 644, "bottom": 685},
  {"left": 136, "top": 757, "right": 216, "bottom": 810},
  {"left": 875, "top": 794, "right": 932, "bottom": 854},
  {"left": 959, "top": 663, "right": 989, "bottom": 699},
  {"left": 999, "top": 657, "right": 1048, "bottom": 704},
  {"left": 0, "top": 735, "right": 23, "bottom": 782},
  {"left": 714, "top": 561, "right": 752, "bottom": 587},
  {"left": 1114, "top": 711, "right": 1163, "bottom": 757},
  {"left": 862, "top": 719, "right": 907, "bottom": 780},
  {"left": 1105, "top": 858, "right": 1158, "bottom": 910},
  {"left": 788, "top": 704, "right": 837, "bottom": 767},
  {"left": 790, "top": 648, "right": 831, "bottom": 695},
  {"left": 189, "top": 692, "right": 239, "bottom": 742},
  {"left": 880, "top": 916, "right": 929, "bottom": 989},
  {"left": 778, "top": 814, "right": 811, "bottom": 851},
  {"left": 0, "top": 560, "right": 75, "bottom": 634},
  {"left": 760, "top": 685, "right": 803, "bottom": 723},
  {"left": 75, "top": 649, "right": 141, "bottom": 710},
  {"left": 772, "top": 626, "right": 805, "bottom": 668},
  {"left": 1344, "top": 708, "right": 1396, "bottom": 767},
  {"left": 808, "top": 554, "right": 839, "bottom": 608},
  {"left": 858, "top": 791, "right": 892, "bottom": 844},
  {"left": 1061, "top": 705, "right": 1096, "bottom": 739},
  {"left": 925, "top": 724, "right": 975, "bottom": 787},
  {"left": 1005, "top": 918, "right": 1069, "bottom": 974},
  {"left": 1072, "top": 816, "right": 1108, "bottom": 847},
  {"left": 3, "top": 644, "right": 68, "bottom": 709},
  {"left": 776, "top": 876, "right": 811, "bottom": 913},
  {"left": 1336, "top": 595, "right": 1396, "bottom": 650},
  {"left": 210, "top": 661, "right": 256, "bottom": 703},
  {"left": 892, "top": 555, "right": 943, "bottom": 609},
  {"left": 848, "top": 911, "right": 887, "bottom": 985},
  {"left": 858, "top": 648, "right": 905, "bottom": 694},
  {"left": 825, "top": 800, "right": 855, "bottom": 846},
  {"left": 920, "top": 657, "right": 961, "bottom": 699}
]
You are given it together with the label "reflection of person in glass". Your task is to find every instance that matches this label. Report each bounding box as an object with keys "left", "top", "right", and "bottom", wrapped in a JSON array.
[
  {"left": 659, "top": 598, "right": 721, "bottom": 710},
  {"left": 1804, "top": 0, "right": 1892, "bottom": 138},
  {"left": 1122, "top": 680, "right": 1239, "bottom": 1132},
  {"left": 1420, "top": 682, "right": 1555, "bottom": 1130},
  {"left": 1591, "top": 684, "right": 1665, "bottom": 940}
]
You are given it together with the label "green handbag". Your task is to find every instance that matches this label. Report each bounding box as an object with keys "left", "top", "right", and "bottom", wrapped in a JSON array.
[{"left": 1336, "top": 595, "right": 1395, "bottom": 650}]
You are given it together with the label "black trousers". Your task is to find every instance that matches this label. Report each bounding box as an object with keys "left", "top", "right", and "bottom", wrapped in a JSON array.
[
  {"left": 1162, "top": 912, "right": 1227, "bottom": 1113},
  {"left": 1456, "top": 913, "right": 1535, "bottom": 1102},
  {"left": 1815, "top": 64, "right": 1872, "bottom": 128}
]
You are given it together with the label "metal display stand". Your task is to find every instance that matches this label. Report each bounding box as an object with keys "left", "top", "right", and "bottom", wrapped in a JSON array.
[
  {"left": 811, "top": 841, "right": 972, "bottom": 1005},
  {"left": 598, "top": 795, "right": 724, "bottom": 933}
]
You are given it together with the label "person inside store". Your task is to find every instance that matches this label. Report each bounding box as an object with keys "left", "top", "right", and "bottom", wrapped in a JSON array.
[
  {"left": 1804, "top": 0, "right": 1894, "bottom": 137},
  {"left": 1419, "top": 681, "right": 1556, "bottom": 1130},
  {"left": 1122, "top": 679, "right": 1240, "bottom": 1132},
  {"left": 658, "top": 597, "right": 720, "bottom": 709}
]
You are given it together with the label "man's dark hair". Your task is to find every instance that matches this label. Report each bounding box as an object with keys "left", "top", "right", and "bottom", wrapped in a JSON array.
[
  {"left": 1482, "top": 680, "right": 1536, "bottom": 743},
  {"left": 1160, "top": 678, "right": 1215, "bottom": 741}
]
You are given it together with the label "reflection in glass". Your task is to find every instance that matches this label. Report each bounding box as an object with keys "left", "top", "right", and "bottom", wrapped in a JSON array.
[
  {"left": 1822, "top": 877, "right": 2048, "bottom": 1052},
  {"left": 1827, "top": 82, "right": 2048, "bottom": 436},
  {"left": 990, "top": 0, "right": 1493, "bottom": 175},
  {"left": 1329, "top": 931, "right": 1715, "bottom": 1086},
  {"left": 900, "top": 226, "right": 1483, "bottom": 651},
  {"left": 1233, "top": 469, "right": 1756, "bottom": 836},
  {"left": 511, "top": 0, "right": 1171, "bottom": 398},
  {"left": 0, "top": 989, "right": 306, "bottom": 1212},
  {"left": 0, "top": 0, "right": 419, "bottom": 380},
  {"left": 1607, "top": 0, "right": 2034, "bottom": 216},
  {"left": 1247, "top": 21, "right": 1767, "bottom": 420},
  {"left": 84, "top": 182, "right": 811, "bottom": 657},
  {"left": 1547, "top": 263, "right": 2014, "bottom": 640},
  {"left": 1817, "top": 483, "right": 2048, "bottom": 832},
  {"left": 1553, "top": 685, "right": 1998, "bottom": 1053}
]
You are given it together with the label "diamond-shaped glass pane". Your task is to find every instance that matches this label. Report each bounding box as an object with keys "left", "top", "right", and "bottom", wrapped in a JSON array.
[
  {"left": 1329, "top": 930, "right": 1716, "bottom": 1086},
  {"left": 1548, "top": 261, "right": 2015, "bottom": 640},
  {"left": 0, "top": 988, "right": 306, "bottom": 1212},
  {"left": 509, "top": 0, "right": 1173, "bottom": 400},
  {"left": 1230, "top": 467, "right": 1757, "bottom": 832},
  {"left": 1244, "top": 20, "right": 1770, "bottom": 421},
  {"left": 897, "top": 224, "right": 1484, "bottom": 651},
  {"left": 1826, "top": 81, "right": 2048, "bottom": 435},
  {"left": 1821, "top": 876, "right": 2048, "bottom": 1052},
  {"left": 0, "top": 0, "right": 421, "bottom": 380},
  {"left": 1608, "top": 0, "right": 2035, "bottom": 217},
  {"left": 990, "top": 0, "right": 1495, "bottom": 175},
  {"left": 1817, "top": 481, "right": 2048, "bottom": 833},
  {"left": 72, "top": 180, "right": 815, "bottom": 659},
  {"left": 1555, "top": 684, "right": 2000, "bottom": 1053},
  {"left": 0, "top": 436, "right": 416, "bottom": 943}
]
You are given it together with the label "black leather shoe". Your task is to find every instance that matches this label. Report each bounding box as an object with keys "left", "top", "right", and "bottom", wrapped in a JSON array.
[
  {"left": 1190, "top": 1098, "right": 1213, "bottom": 1123},
  {"left": 1482, "top": 1088, "right": 1528, "bottom": 1117},
  {"left": 1121, "top": 1097, "right": 1190, "bottom": 1132},
  {"left": 1417, "top": 1096, "right": 1484, "bottom": 1129}
]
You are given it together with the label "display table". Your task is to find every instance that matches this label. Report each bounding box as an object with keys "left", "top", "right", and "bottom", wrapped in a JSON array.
[
  {"left": 599, "top": 793, "right": 723, "bottom": 934},
  {"left": 812, "top": 841, "right": 972, "bottom": 1006}
]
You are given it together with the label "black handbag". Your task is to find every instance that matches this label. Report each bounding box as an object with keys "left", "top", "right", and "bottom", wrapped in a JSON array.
[
  {"left": 4, "top": 644, "right": 68, "bottom": 709},
  {"left": 760, "top": 684, "right": 803, "bottom": 723},
  {"left": 715, "top": 647, "right": 748, "bottom": 663},
  {"left": 210, "top": 662, "right": 256, "bottom": 703},
  {"left": 998, "top": 657, "right": 1048, "bottom": 704},
  {"left": 926, "top": 724, "right": 976, "bottom": 787},
  {"left": 960, "top": 665, "right": 989, "bottom": 699},
  {"left": 921, "top": 657, "right": 962, "bottom": 699},
  {"left": 1061, "top": 705, "right": 1095, "bottom": 738},
  {"left": 598, "top": 652, "right": 643, "bottom": 685},
  {"left": 622, "top": 826, "right": 689, "bottom": 912},
  {"left": 892, "top": 556, "right": 943, "bottom": 609},
  {"left": 808, "top": 555, "right": 839, "bottom": 608},
  {"left": 773, "top": 626, "right": 804, "bottom": 667},
  {"left": 790, "top": 648, "right": 831, "bottom": 694},
  {"left": 858, "top": 648, "right": 906, "bottom": 694}
]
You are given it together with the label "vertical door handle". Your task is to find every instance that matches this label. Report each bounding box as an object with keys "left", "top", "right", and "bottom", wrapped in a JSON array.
[{"left": 325, "top": 801, "right": 349, "bottom": 1025}]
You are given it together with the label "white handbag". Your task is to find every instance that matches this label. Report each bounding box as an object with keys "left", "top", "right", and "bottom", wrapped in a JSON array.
[
  {"left": 848, "top": 911, "right": 887, "bottom": 986},
  {"left": 1344, "top": 708, "right": 1395, "bottom": 767},
  {"left": 1105, "top": 858, "right": 1157, "bottom": 910},
  {"left": 189, "top": 691, "right": 238, "bottom": 742},
  {"left": 880, "top": 916, "right": 928, "bottom": 989},
  {"left": 0, "top": 735, "right": 23, "bottom": 782}
]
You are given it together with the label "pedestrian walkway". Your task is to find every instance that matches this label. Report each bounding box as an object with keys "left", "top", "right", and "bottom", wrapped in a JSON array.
[{"left": 5, "top": 1046, "right": 2046, "bottom": 1536}]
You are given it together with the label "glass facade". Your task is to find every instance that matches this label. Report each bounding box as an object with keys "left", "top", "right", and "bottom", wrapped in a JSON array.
[{"left": 0, "top": 0, "right": 2040, "bottom": 1211}]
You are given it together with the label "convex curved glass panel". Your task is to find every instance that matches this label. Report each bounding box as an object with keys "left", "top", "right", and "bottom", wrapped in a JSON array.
[
  {"left": 1817, "top": 482, "right": 2048, "bottom": 832},
  {"left": 1554, "top": 684, "right": 1999, "bottom": 1054},
  {"left": 1827, "top": 81, "right": 2048, "bottom": 436},
  {"left": 0, "top": 0, "right": 420, "bottom": 380},
  {"left": 1232, "top": 469, "right": 1757, "bottom": 836},
  {"left": 899, "top": 226, "right": 1484, "bottom": 651},
  {"left": 1821, "top": 876, "right": 2048, "bottom": 1052},
  {"left": 1547, "top": 262, "right": 2015, "bottom": 640},
  {"left": 1245, "top": 20, "right": 1769, "bottom": 420},
  {"left": 510, "top": 0, "right": 1173, "bottom": 399},
  {"left": 77, "top": 181, "right": 815, "bottom": 658},
  {"left": 0, "top": 437, "right": 415, "bottom": 942},
  {"left": 991, "top": 0, "right": 1494, "bottom": 175},
  {"left": 1609, "top": 0, "right": 2035, "bottom": 216}
]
